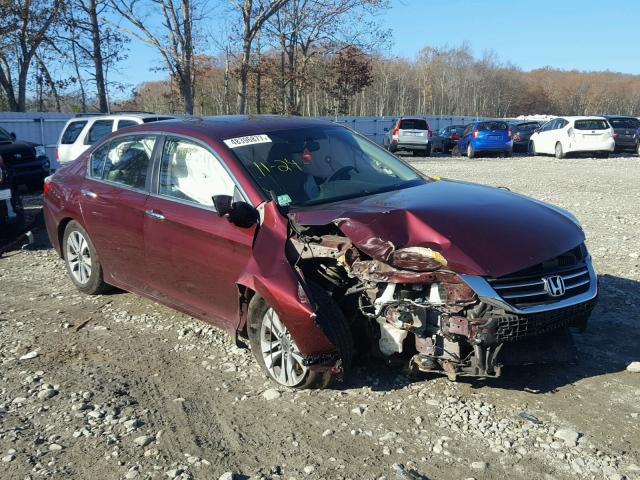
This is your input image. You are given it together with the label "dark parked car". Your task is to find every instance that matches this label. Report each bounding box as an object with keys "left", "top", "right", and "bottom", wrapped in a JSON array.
[
  {"left": 509, "top": 121, "right": 541, "bottom": 152},
  {"left": 604, "top": 115, "right": 640, "bottom": 154},
  {"left": 43, "top": 116, "right": 597, "bottom": 388},
  {"left": 457, "top": 121, "right": 513, "bottom": 158},
  {"left": 0, "top": 126, "right": 50, "bottom": 190},
  {"left": 431, "top": 125, "right": 465, "bottom": 153},
  {"left": 0, "top": 155, "right": 23, "bottom": 230}
]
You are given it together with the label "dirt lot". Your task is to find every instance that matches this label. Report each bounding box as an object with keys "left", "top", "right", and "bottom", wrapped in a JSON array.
[{"left": 1, "top": 154, "right": 639, "bottom": 480}]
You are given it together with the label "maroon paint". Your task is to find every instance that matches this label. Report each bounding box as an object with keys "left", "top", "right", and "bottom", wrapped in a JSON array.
[{"left": 291, "top": 180, "right": 584, "bottom": 278}]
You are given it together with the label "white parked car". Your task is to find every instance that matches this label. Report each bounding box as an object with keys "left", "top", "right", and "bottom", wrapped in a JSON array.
[
  {"left": 529, "top": 116, "right": 615, "bottom": 159},
  {"left": 56, "top": 112, "right": 174, "bottom": 165}
]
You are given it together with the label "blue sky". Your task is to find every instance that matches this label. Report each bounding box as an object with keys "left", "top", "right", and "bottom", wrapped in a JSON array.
[{"left": 111, "top": 0, "right": 640, "bottom": 94}]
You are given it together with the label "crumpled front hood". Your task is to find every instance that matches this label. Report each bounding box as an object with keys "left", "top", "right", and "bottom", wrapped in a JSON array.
[{"left": 290, "top": 180, "right": 585, "bottom": 278}]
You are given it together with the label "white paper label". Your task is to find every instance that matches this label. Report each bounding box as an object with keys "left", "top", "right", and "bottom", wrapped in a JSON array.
[
  {"left": 0, "top": 189, "right": 11, "bottom": 201},
  {"left": 223, "top": 134, "right": 272, "bottom": 149}
]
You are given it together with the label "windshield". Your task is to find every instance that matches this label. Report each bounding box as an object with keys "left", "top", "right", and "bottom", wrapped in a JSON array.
[
  {"left": 477, "top": 121, "right": 508, "bottom": 131},
  {"left": 574, "top": 119, "right": 609, "bottom": 130},
  {"left": 399, "top": 119, "right": 428, "bottom": 130},
  {"left": 227, "top": 126, "right": 425, "bottom": 207},
  {"left": 514, "top": 122, "right": 539, "bottom": 132},
  {"left": 447, "top": 126, "right": 465, "bottom": 135},
  {"left": 0, "top": 127, "right": 12, "bottom": 142},
  {"left": 608, "top": 117, "right": 640, "bottom": 129}
]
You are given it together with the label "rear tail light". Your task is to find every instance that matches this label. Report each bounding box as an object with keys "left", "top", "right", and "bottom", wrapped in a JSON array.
[
  {"left": 513, "top": 132, "right": 520, "bottom": 141},
  {"left": 43, "top": 175, "right": 52, "bottom": 195},
  {"left": 391, "top": 126, "right": 399, "bottom": 143},
  {"left": 427, "top": 130, "right": 432, "bottom": 137},
  {"left": 472, "top": 129, "right": 479, "bottom": 138}
]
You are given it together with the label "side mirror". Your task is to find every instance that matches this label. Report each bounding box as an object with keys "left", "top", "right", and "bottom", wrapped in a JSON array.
[
  {"left": 10, "top": 132, "right": 16, "bottom": 141},
  {"left": 213, "top": 194, "right": 259, "bottom": 228}
]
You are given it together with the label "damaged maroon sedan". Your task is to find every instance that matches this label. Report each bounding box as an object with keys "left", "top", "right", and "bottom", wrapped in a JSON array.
[{"left": 43, "top": 116, "right": 598, "bottom": 388}]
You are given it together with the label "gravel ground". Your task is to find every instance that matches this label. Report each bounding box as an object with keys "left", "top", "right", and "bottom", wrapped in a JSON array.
[{"left": 0, "top": 154, "right": 639, "bottom": 480}]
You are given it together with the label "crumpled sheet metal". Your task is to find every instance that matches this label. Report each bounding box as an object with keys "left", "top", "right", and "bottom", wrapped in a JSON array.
[{"left": 235, "top": 201, "right": 335, "bottom": 357}]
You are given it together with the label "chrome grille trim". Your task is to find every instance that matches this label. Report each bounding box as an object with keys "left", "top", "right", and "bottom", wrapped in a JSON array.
[{"left": 460, "top": 256, "right": 598, "bottom": 315}]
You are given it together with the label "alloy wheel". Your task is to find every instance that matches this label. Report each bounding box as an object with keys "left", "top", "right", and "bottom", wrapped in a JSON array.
[
  {"left": 259, "top": 308, "right": 307, "bottom": 387},
  {"left": 66, "top": 230, "right": 92, "bottom": 285}
]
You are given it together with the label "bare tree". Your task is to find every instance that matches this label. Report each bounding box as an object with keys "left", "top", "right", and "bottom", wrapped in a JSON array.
[
  {"left": 110, "top": 0, "right": 199, "bottom": 114},
  {"left": 0, "top": 0, "right": 63, "bottom": 111},
  {"left": 229, "top": 0, "right": 289, "bottom": 114}
]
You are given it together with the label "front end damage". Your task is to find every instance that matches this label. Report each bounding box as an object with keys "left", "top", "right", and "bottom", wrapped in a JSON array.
[{"left": 286, "top": 219, "right": 598, "bottom": 381}]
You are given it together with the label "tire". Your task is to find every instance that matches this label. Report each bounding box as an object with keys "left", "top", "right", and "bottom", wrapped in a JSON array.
[
  {"left": 411, "top": 150, "right": 421, "bottom": 157},
  {"left": 504, "top": 149, "right": 513, "bottom": 157},
  {"left": 555, "top": 142, "right": 565, "bottom": 159},
  {"left": 467, "top": 143, "right": 475, "bottom": 159},
  {"left": 529, "top": 141, "right": 537, "bottom": 156},
  {"left": 247, "top": 281, "right": 353, "bottom": 389},
  {"left": 451, "top": 145, "right": 460, "bottom": 156},
  {"left": 62, "top": 221, "right": 110, "bottom": 295},
  {"left": 424, "top": 144, "right": 432, "bottom": 157}
]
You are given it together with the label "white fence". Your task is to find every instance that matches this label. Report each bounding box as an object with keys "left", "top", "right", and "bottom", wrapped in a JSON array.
[{"left": 0, "top": 112, "right": 501, "bottom": 170}]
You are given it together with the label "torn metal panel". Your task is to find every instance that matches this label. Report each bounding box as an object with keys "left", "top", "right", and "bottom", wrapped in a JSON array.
[
  {"left": 290, "top": 180, "right": 585, "bottom": 277},
  {"left": 235, "top": 201, "right": 336, "bottom": 357}
]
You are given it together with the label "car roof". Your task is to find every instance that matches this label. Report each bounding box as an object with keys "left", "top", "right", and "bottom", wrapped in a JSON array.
[
  {"left": 66, "top": 113, "right": 175, "bottom": 122},
  {"left": 604, "top": 114, "right": 637, "bottom": 119},
  {"left": 557, "top": 116, "right": 607, "bottom": 120},
  {"left": 103, "top": 115, "right": 334, "bottom": 140}
]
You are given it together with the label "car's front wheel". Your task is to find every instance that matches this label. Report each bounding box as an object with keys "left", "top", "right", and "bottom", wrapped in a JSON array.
[
  {"left": 247, "top": 283, "right": 353, "bottom": 389},
  {"left": 62, "top": 221, "right": 110, "bottom": 295}
]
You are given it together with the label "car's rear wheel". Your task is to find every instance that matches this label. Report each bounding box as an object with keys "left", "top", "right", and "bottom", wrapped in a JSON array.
[
  {"left": 505, "top": 149, "right": 513, "bottom": 157},
  {"left": 247, "top": 282, "right": 353, "bottom": 389},
  {"left": 555, "top": 142, "right": 565, "bottom": 159},
  {"left": 467, "top": 144, "right": 475, "bottom": 159},
  {"left": 451, "top": 144, "right": 460, "bottom": 156},
  {"left": 63, "top": 221, "right": 110, "bottom": 295}
]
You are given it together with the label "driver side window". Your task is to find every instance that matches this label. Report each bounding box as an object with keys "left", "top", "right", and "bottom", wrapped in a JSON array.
[{"left": 158, "top": 137, "right": 236, "bottom": 207}]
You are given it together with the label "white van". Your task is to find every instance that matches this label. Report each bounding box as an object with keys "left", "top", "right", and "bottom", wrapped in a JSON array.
[{"left": 56, "top": 112, "right": 174, "bottom": 166}]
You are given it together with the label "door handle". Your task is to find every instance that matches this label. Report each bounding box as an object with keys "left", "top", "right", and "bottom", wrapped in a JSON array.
[
  {"left": 145, "top": 210, "right": 165, "bottom": 221},
  {"left": 81, "top": 189, "right": 97, "bottom": 199}
]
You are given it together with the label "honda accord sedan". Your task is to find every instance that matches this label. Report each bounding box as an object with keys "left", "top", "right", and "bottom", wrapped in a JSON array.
[{"left": 43, "top": 116, "right": 598, "bottom": 388}]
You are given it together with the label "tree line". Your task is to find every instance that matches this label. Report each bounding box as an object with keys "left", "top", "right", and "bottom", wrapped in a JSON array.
[{"left": 2, "top": 0, "right": 640, "bottom": 118}]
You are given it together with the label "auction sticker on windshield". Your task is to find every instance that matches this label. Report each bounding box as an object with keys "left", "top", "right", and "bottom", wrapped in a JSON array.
[{"left": 223, "top": 134, "right": 272, "bottom": 148}]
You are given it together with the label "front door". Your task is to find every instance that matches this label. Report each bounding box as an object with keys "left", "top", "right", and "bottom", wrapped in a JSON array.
[
  {"left": 144, "top": 136, "right": 255, "bottom": 328},
  {"left": 80, "top": 134, "right": 157, "bottom": 290}
]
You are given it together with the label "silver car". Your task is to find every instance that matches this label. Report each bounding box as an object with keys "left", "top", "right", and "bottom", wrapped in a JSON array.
[{"left": 383, "top": 117, "right": 432, "bottom": 156}]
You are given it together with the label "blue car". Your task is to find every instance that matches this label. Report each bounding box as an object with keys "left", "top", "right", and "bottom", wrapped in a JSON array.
[{"left": 457, "top": 121, "right": 513, "bottom": 158}]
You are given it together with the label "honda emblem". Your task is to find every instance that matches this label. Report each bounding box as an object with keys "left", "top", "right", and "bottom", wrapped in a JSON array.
[{"left": 543, "top": 275, "right": 566, "bottom": 297}]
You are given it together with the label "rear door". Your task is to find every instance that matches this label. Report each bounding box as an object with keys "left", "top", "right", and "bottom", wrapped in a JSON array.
[
  {"left": 80, "top": 133, "right": 158, "bottom": 290},
  {"left": 536, "top": 119, "right": 558, "bottom": 154},
  {"left": 143, "top": 136, "right": 255, "bottom": 328},
  {"left": 398, "top": 118, "right": 429, "bottom": 145}
]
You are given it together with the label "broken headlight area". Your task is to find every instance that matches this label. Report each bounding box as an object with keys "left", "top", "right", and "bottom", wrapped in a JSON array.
[{"left": 287, "top": 226, "right": 596, "bottom": 382}]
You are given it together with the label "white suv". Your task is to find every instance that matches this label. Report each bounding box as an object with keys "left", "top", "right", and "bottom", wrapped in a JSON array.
[
  {"left": 56, "top": 112, "right": 174, "bottom": 165},
  {"left": 529, "top": 116, "right": 615, "bottom": 159}
]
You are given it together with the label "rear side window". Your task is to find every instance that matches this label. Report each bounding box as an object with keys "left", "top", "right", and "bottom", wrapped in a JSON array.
[
  {"left": 158, "top": 137, "right": 235, "bottom": 207},
  {"left": 102, "top": 135, "right": 156, "bottom": 190},
  {"left": 61, "top": 121, "right": 87, "bottom": 144},
  {"left": 89, "top": 141, "right": 111, "bottom": 177},
  {"left": 574, "top": 119, "right": 609, "bottom": 130},
  {"left": 399, "top": 119, "right": 428, "bottom": 130},
  {"left": 117, "top": 119, "right": 138, "bottom": 130},
  {"left": 477, "top": 121, "right": 508, "bottom": 131},
  {"left": 85, "top": 120, "right": 114, "bottom": 145},
  {"left": 608, "top": 118, "right": 640, "bottom": 129},
  {"left": 142, "top": 116, "right": 174, "bottom": 123}
]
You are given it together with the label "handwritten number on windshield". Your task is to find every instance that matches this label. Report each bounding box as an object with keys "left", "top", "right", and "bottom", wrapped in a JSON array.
[{"left": 253, "top": 158, "right": 303, "bottom": 177}]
